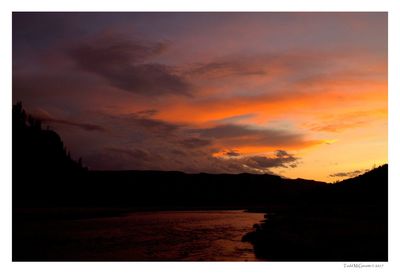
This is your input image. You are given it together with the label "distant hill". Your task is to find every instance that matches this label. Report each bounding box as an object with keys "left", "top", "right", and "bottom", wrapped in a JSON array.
[
  {"left": 329, "top": 164, "right": 388, "bottom": 205},
  {"left": 336, "top": 164, "right": 388, "bottom": 188}
]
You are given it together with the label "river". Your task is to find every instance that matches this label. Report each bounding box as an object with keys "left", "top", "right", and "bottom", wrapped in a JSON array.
[{"left": 16, "top": 209, "right": 265, "bottom": 261}]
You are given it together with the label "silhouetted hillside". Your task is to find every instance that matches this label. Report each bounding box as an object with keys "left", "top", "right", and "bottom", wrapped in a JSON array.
[
  {"left": 13, "top": 102, "right": 84, "bottom": 172},
  {"left": 76, "top": 170, "right": 328, "bottom": 208},
  {"left": 13, "top": 102, "right": 86, "bottom": 206},
  {"left": 338, "top": 164, "right": 387, "bottom": 186},
  {"left": 332, "top": 164, "right": 388, "bottom": 203},
  {"left": 242, "top": 165, "right": 388, "bottom": 261}
]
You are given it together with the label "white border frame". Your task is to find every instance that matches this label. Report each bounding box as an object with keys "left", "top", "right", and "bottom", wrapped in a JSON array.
[{"left": 1, "top": 1, "right": 399, "bottom": 274}]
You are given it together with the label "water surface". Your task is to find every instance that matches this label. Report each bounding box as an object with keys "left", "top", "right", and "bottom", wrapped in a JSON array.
[{"left": 18, "top": 210, "right": 265, "bottom": 261}]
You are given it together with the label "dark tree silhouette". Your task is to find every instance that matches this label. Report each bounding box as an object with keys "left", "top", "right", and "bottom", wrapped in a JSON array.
[{"left": 13, "top": 102, "right": 86, "bottom": 206}]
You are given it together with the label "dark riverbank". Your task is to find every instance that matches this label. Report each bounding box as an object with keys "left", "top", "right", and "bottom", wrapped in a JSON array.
[
  {"left": 242, "top": 204, "right": 387, "bottom": 261},
  {"left": 242, "top": 165, "right": 388, "bottom": 261}
]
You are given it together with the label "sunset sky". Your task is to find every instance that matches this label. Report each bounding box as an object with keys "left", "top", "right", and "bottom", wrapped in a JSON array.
[{"left": 12, "top": 12, "right": 387, "bottom": 182}]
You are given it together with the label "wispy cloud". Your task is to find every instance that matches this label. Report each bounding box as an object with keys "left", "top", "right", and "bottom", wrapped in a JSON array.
[
  {"left": 68, "top": 32, "right": 191, "bottom": 96},
  {"left": 194, "top": 123, "right": 317, "bottom": 148},
  {"left": 329, "top": 169, "right": 367, "bottom": 178},
  {"left": 32, "top": 108, "right": 106, "bottom": 132}
]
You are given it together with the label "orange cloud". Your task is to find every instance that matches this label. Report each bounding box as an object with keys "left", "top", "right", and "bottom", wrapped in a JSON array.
[
  {"left": 154, "top": 84, "right": 386, "bottom": 126},
  {"left": 304, "top": 108, "right": 387, "bottom": 132}
]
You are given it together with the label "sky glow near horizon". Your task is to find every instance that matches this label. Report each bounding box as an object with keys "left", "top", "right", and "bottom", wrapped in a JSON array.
[{"left": 12, "top": 12, "right": 388, "bottom": 182}]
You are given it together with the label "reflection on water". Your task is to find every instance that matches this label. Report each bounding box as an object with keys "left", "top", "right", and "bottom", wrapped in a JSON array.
[{"left": 22, "top": 210, "right": 265, "bottom": 261}]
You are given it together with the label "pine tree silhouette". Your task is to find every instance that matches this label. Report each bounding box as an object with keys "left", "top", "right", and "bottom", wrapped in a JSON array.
[{"left": 13, "top": 102, "right": 86, "bottom": 206}]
